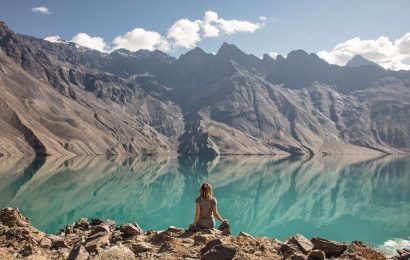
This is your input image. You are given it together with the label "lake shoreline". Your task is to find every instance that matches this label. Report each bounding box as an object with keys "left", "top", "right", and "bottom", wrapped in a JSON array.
[{"left": 1, "top": 207, "right": 405, "bottom": 260}]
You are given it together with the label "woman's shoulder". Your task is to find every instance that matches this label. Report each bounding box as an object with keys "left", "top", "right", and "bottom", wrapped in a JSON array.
[
  {"left": 195, "top": 196, "right": 201, "bottom": 203},
  {"left": 211, "top": 197, "right": 217, "bottom": 204}
]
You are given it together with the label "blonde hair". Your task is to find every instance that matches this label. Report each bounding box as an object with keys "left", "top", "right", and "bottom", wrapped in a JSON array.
[{"left": 200, "top": 182, "right": 213, "bottom": 200}]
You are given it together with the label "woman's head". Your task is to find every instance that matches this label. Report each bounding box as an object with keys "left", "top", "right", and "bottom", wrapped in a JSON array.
[{"left": 200, "top": 182, "right": 213, "bottom": 199}]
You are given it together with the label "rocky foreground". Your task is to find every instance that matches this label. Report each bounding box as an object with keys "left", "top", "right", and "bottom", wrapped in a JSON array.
[{"left": 0, "top": 208, "right": 408, "bottom": 260}]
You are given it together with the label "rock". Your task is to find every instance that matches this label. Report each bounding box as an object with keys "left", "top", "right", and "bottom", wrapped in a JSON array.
[
  {"left": 132, "top": 242, "right": 153, "bottom": 253},
  {"left": 0, "top": 208, "right": 30, "bottom": 227},
  {"left": 194, "top": 234, "right": 216, "bottom": 245},
  {"left": 307, "top": 249, "right": 326, "bottom": 260},
  {"left": 68, "top": 244, "right": 89, "bottom": 260},
  {"left": 0, "top": 225, "right": 9, "bottom": 235},
  {"left": 110, "top": 230, "right": 123, "bottom": 244},
  {"left": 200, "top": 239, "right": 223, "bottom": 255},
  {"left": 188, "top": 224, "right": 202, "bottom": 233},
  {"left": 91, "top": 219, "right": 116, "bottom": 231},
  {"left": 167, "top": 226, "right": 185, "bottom": 233},
  {"left": 58, "top": 247, "right": 70, "bottom": 258},
  {"left": 201, "top": 243, "right": 237, "bottom": 260},
  {"left": 158, "top": 242, "right": 173, "bottom": 253},
  {"left": 221, "top": 229, "right": 232, "bottom": 236},
  {"left": 92, "top": 245, "right": 134, "bottom": 260},
  {"left": 238, "top": 231, "right": 255, "bottom": 240},
  {"left": 217, "top": 221, "right": 230, "bottom": 232},
  {"left": 65, "top": 224, "right": 74, "bottom": 234},
  {"left": 311, "top": 237, "right": 348, "bottom": 257},
  {"left": 21, "top": 244, "right": 34, "bottom": 256},
  {"left": 398, "top": 248, "right": 410, "bottom": 259},
  {"left": 288, "top": 252, "right": 307, "bottom": 260},
  {"left": 49, "top": 235, "right": 67, "bottom": 249},
  {"left": 91, "top": 225, "right": 110, "bottom": 234},
  {"left": 120, "top": 223, "right": 143, "bottom": 236},
  {"left": 74, "top": 218, "right": 89, "bottom": 229},
  {"left": 39, "top": 237, "right": 52, "bottom": 248},
  {"left": 289, "top": 234, "right": 314, "bottom": 254},
  {"left": 84, "top": 231, "right": 110, "bottom": 253}
]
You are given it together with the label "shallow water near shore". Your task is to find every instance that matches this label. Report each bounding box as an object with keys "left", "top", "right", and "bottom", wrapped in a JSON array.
[{"left": 0, "top": 155, "right": 409, "bottom": 253}]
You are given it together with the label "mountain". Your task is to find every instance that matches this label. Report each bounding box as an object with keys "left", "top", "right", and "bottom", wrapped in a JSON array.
[
  {"left": 1, "top": 21, "right": 410, "bottom": 156},
  {"left": 345, "top": 55, "right": 383, "bottom": 68}
]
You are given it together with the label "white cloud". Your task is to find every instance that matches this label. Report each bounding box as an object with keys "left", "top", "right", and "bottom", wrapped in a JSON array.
[
  {"left": 32, "top": 6, "right": 50, "bottom": 14},
  {"left": 44, "top": 36, "right": 66, "bottom": 44},
  {"left": 317, "top": 33, "right": 410, "bottom": 71},
  {"left": 259, "top": 16, "right": 267, "bottom": 21},
  {"left": 268, "top": 52, "right": 279, "bottom": 59},
  {"left": 167, "top": 19, "right": 201, "bottom": 49},
  {"left": 61, "top": 10, "right": 264, "bottom": 53},
  {"left": 201, "top": 11, "right": 265, "bottom": 38},
  {"left": 113, "top": 28, "right": 169, "bottom": 52},
  {"left": 71, "top": 33, "right": 109, "bottom": 53}
]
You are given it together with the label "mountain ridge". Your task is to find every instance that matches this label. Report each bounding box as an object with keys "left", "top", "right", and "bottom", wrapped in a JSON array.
[{"left": 0, "top": 21, "right": 409, "bottom": 156}]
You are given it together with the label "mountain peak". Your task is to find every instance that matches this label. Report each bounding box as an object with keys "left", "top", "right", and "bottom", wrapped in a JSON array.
[
  {"left": 345, "top": 55, "right": 382, "bottom": 68},
  {"left": 216, "top": 42, "right": 245, "bottom": 58}
]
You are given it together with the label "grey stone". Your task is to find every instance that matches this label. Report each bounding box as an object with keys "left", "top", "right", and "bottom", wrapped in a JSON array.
[
  {"left": 132, "top": 242, "right": 153, "bottom": 253},
  {"left": 289, "top": 234, "right": 314, "bottom": 254},
  {"left": 120, "top": 223, "right": 143, "bottom": 236},
  {"left": 68, "top": 244, "right": 89, "bottom": 260},
  {"left": 307, "top": 249, "right": 326, "bottom": 260},
  {"left": 311, "top": 237, "right": 348, "bottom": 257}
]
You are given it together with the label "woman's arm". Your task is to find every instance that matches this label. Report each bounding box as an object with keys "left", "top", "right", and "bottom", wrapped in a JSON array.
[
  {"left": 213, "top": 204, "right": 227, "bottom": 223},
  {"left": 193, "top": 202, "right": 200, "bottom": 225}
]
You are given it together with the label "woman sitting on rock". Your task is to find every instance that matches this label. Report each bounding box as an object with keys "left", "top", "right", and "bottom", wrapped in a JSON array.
[{"left": 191, "top": 182, "right": 229, "bottom": 230}]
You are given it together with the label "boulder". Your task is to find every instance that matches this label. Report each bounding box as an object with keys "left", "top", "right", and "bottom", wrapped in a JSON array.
[
  {"left": 120, "top": 223, "right": 143, "bottom": 236},
  {"left": 158, "top": 242, "right": 173, "bottom": 253},
  {"left": 91, "top": 225, "right": 110, "bottom": 235},
  {"left": 200, "top": 238, "right": 223, "bottom": 255},
  {"left": 0, "top": 208, "right": 30, "bottom": 227},
  {"left": 201, "top": 243, "right": 237, "bottom": 260},
  {"left": 194, "top": 234, "right": 216, "bottom": 245},
  {"left": 397, "top": 247, "right": 410, "bottom": 260},
  {"left": 67, "top": 244, "right": 89, "bottom": 260},
  {"left": 217, "top": 222, "right": 230, "bottom": 232},
  {"left": 238, "top": 231, "right": 255, "bottom": 240},
  {"left": 74, "top": 218, "right": 89, "bottom": 230},
  {"left": 311, "top": 237, "right": 347, "bottom": 257},
  {"left": 307, "top": 249, "right": 325, "bottom": 260},
  {"left": 289, "top": 234, "right": 314, "bottom": 254},
  {"left": 92, "top": 245, "right": 134, "bottom": 260},
  {"left": 91, "top": 219, "right": 116, "bottom": 231},
  {"left": 39, "top": 237, "right": 52, "bottom": 248},
  {"left": 167, "top": 226, "right": 185, "bottom": 233},
  {"left": 132, "top": 242, "right": 153, "bottom": 253},
  {"left": 65, "top": 224, "right": 74, "bottom": 234},
  {"left": 84, "top": 231, "right": 110, "bottom": 253},
  {"left": 281, "top": 243, "right": 300, "bottom": 255},
  {"left": 49, "top": 235, "right": 67, "bottom": 249}
]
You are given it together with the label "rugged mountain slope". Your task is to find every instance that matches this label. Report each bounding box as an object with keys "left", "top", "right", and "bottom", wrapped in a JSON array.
[
  {"left": 345, "top": 55, "right": 383, "bottom": 68},
  {"left": 0, "top": 22, "right": 184, "bottom": 156},
  {"left": 0, "top": 21, "right": 409, "bottom": 156}
]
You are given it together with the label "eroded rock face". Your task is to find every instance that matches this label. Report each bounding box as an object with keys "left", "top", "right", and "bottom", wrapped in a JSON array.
[
  {"left": 311, "top": 237, "right": 348, "bottom": 257},
  {"left": 1, "top": 22, "right": 410, "bottom": 156},
  {"left": 0, "top": 208, "right": 390, "bottom": 259},
  {"left": 0, "top": 207, "right": 31, "bottom": 227}
]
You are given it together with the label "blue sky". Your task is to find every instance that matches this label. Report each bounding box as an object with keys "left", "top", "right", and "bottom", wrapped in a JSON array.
[{"left": 1, "top": 0, "right": 410, "bottom": 69}]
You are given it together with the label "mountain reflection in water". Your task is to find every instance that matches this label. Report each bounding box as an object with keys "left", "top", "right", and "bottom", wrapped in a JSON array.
[{"left": 0, "top": 155, "right": 409, "bottom": 248}]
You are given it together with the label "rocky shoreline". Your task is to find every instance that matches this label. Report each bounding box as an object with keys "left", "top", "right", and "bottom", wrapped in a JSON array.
[{"left": 0, "top": 208, "right": 408, "bottom": 260}]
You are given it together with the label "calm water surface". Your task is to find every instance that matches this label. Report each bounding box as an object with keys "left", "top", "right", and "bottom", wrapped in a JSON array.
[{"left": 0, "top": 155, "right": 409, "bottom": 253}]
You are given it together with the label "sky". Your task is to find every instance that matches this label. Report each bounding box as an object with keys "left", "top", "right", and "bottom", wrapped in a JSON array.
[{"left": 1, "top": 0, "right": 410, "bottom": 70}]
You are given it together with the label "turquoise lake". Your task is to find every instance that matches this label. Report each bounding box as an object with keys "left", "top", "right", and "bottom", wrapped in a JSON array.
[{"left": 0, "top": 155, "right": 409, "bottom": 254}]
